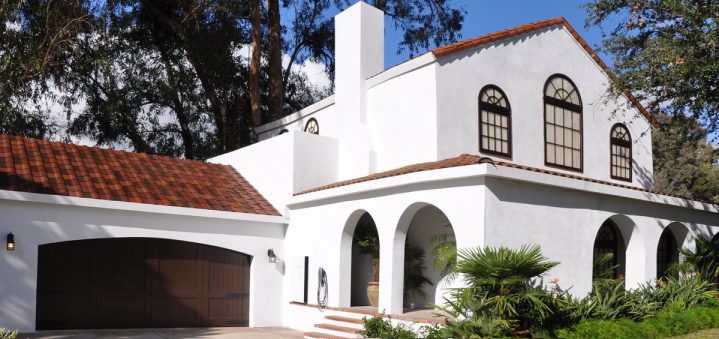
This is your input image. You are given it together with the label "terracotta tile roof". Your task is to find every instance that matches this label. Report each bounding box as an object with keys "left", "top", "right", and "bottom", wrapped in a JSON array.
[
  {"left": 0, "top": 134, "right": 280, "bottom": 215},
  {"left": 431, "top": 17, "right": 658, "bottom": 128},
  {"left": 295, "top": 154, "right": 715, "bottom": 206}
]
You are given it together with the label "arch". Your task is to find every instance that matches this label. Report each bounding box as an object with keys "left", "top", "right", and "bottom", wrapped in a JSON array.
[
  {"left": 656, "top": 228, "right": 679, "bottom": 279},
  {"left": 339, "top": 209, "right": 379, "bottom": 307},
  {"left": 278, "top": 128, "right": 289, "bottom": 135},
  {"left": 610, "top": 123, "right": 632, "bottom": 181},
  {"left": 304, "top": 118, "right": 319, "bottom": 134},
  {"left": 592, "top": 220, "right": 624, "bottom": 280},
  {"left": 592, "top": 215, "right": 644, "bottom": 288},
  {"left": 544, "top": 74, "right": 583, "bottom": 171},
  {"left": 478, "top": 85, "right": 512, "bottom": 157},
  {"left": 389, "top": 202, "right": 457, "bottom": 313}
]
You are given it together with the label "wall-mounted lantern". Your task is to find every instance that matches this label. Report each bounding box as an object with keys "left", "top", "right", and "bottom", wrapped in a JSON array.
[
  {"left": 6, "top": 233, "right": 15, "bottom": 251},
  {"left": 267, "top": 249, "right": 277, "bottom": 263}
]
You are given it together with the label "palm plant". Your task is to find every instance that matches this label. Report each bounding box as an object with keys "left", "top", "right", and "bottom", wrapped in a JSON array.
[
  {"left": 452, "top": 244, "right": 559, "bottom": 331},
  {"left": 404, "top": 242, "right": 433, "bottom": 307},
  {"left": 680, "top": 237, "right": 719, "bottom": 284},
  {"left": 431, "top": 230, "right": 458, "bottom": 284}
]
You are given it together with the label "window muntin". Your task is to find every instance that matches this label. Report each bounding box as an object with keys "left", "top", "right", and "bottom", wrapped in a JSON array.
[
  {"left": 304, "top": 118, "right": 319, "bottom": 135},
  {"left": 544, "top": 75, "right": 582, "bottom": 170},
  {"left": 479, "top": 85, "right": 511, "bottom": 156},
  {"left": 610, "top": 124, "right": 632, "bottom": 181}
]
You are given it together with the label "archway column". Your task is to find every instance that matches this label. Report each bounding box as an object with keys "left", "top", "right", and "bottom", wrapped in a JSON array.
[{"left": 378, "top": 227, "right": 405, "bottom": 314}]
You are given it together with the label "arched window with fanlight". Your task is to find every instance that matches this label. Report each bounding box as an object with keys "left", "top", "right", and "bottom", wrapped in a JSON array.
[
  {"left": 478, "top": 85, "right": 511, "bottom": 157},
  {"left": 610, "top": 124, "right": 632, "bottom": 181},
  {"left": 544, "top": 75, "right": 582, "bottom": 171}
]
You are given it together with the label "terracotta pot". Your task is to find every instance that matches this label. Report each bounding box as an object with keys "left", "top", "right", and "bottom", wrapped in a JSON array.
[
  {"left": 511, "top": 329, "right": 531, "bottom": 338},
  {"left": 367, "top": 282, "right": 379, "bottom": 307}
]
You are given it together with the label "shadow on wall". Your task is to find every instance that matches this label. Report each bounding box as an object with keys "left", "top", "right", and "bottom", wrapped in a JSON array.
[{"left": 35, "top": 238, "right": 252, "bottom": 330}]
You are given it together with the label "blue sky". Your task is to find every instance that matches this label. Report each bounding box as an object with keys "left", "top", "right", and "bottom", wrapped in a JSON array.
[{"left": 381, "top": 1, "right": 619, "bottom": 68}]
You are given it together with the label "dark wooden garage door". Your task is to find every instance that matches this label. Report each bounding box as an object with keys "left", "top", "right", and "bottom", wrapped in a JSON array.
[{"left": 36, "top": 238, "right": 250, "bottom": 330}]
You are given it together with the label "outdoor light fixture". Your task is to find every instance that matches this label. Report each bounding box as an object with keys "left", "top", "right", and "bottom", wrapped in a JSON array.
[
  {"left": 267, "top": 249, "right": 277, "bottom": 263},
  {"left": 6, "top": 233, "right": 15, "bottom": 251}
]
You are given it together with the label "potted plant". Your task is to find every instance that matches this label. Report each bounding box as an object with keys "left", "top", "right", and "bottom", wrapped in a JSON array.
[{"left": 354, "top": 218, "right": 381, "bottom": 306}]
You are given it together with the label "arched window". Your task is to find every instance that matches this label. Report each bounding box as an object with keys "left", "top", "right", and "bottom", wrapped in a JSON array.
[
  {"left": 544, "top": 75, "right": 582, "bottom": 171},
  {"left": 593, "top": 221, "right": 623, "bottom": 280},
  {"left": 657, "top": 228, "right": 678, "bottom": 279},
  {"left": 610, "top": 124, "right": 632, "bottom": 181},
  {"left": 479, "top": 85, "right": 511, "bottom": 156},
  {"left": 304, "top": 118, "right": 319, "bottom": 135}
]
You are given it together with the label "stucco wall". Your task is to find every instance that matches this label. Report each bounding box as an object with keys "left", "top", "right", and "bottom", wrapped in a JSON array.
[
  {"left": 256, "top": 97, "right": 337, "bottom": 141},
  {"left": 483, "top": 176, "right": 719, "bottom": 296},
  {"left": 0, "top": 197, "right": 286, "bottom": 332},
  {"left": 435, "top": 26, "right": 653, "bottom": 188}
]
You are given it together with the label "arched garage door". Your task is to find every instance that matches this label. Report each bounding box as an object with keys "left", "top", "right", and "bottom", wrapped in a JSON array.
[{"left": 36, "top": 238, "right": 250, "bottom": 330}]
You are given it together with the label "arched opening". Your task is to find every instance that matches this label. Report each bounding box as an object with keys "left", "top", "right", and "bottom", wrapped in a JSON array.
[
  {"left": 592, "top": 220, "right": 625, "bottom": 280},
  {"left": 400, "top": 204, "right": 457, "bottom": 312},
  {"left": 350, "top": 212, "right": 380, "bottom": 306},
  {"left": 657, "top": 228, "right": 679, "bottom": 279}
]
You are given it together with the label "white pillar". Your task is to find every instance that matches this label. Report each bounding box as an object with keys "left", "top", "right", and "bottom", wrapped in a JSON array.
[{"left": 378, "top": 229, "right": 405, "bottom": 314}]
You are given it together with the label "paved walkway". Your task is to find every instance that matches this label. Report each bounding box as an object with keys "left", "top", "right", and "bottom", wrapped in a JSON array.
[{"left": 20, "top": 327, "right": 304, "bottom": 339}]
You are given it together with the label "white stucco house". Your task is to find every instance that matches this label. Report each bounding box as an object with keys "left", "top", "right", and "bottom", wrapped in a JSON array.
[{"left": 1, "top": 2, "right": 718, "bottom": 338}]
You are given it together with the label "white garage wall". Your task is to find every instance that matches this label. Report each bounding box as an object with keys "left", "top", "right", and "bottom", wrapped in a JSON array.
[{"left": 0, "top": 194, "right": 287, "bottom": 332}]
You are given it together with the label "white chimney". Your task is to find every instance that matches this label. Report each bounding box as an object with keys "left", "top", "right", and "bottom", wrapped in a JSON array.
[{"left": 334, "top": 2, "right": 384, "bottom": 123}]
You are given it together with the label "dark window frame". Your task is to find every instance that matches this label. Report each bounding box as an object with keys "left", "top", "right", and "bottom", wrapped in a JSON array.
[
  {"left": 610, "top": 123, "right": 633, "bottom": 182},
  {"left": 543, "top": 74, "right": 584, "bottom": 172},
  {"left": 656, "top": 228, "right": 678, "bottom": 279},
  {"left": 304, "top": 118, "right": 319, "bottom": 135},
  {"left": 478, "top": 85, "right": 512, "bottom": 158}
]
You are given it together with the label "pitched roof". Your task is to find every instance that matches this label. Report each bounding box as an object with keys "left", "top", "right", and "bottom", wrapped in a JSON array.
[
  {"left": 0, "top": 134, "right": 280, "bottom": 215},
  {"left": 431, "top": 17, "right": 658, "bottom": 128},
  {"left": 295, "top": 154, "right": 714, "bottom": 206}
]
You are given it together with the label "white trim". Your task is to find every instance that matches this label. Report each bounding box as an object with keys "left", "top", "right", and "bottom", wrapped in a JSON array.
[
  {"left": 255, "top": 95, "right": 335, "bottom": 134},
  {"left": 289, "top": 163, "right": 719, "bottom": 213},
  {"left": 366, "top": 52, "right": 437, "bottom": 89},
  {"left": 0, "top": 189, "right": 289, "bottom": 224}
]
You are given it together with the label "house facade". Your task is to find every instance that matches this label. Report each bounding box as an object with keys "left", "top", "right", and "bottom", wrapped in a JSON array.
[{"left": 0, "top": 2, "right": 717, "bottom": 336}]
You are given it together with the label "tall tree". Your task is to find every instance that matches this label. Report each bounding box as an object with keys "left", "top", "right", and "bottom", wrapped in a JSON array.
[
  {"left": 249, "top": 0, "right": 262, "bottom": 127},
  {"left": 652, "top": 114, "right": 719, "bottom": 204},
  {"left": 584, "top": 0, "right": 719, "bottom": 134},
  {"left": 1, "top": 0, "right": 466, "bottom": 159}
]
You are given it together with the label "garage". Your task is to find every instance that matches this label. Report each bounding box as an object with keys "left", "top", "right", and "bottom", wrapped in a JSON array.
[{"left": 36, "top": 238, "right": 251, "bottom": 330}]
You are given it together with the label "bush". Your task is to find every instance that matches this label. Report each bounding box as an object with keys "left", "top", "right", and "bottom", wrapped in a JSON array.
[
  {"left": 556, "top": 301, "right": 719, "bottom": 338},
  {"left": 361, "top": 314, "right": 416, "bottom": 339}
]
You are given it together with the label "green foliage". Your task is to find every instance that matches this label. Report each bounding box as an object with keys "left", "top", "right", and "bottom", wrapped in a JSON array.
[
  {"left": 353, "top": 214, "right": 380, "bottom": 259},
  {"left": 593, "top": 252, "right": 620, "bottom": 281},
  {"left": 361, "top": 314, "right": 416, "bottom": 339},
  {"left": 435, "top": 245, "right": 559, "bottom": 335},
  {"left": 404, "top": 242, "right": 433, "bottom": 305},
  {"left": 0, "top": 0, "right": 465, "bottom": 159},
  {"left": 652, "top": 115, "right": 719, "bottom": 204},
  {"left": 681, "top": 236, "right": 719, "bottom": 284},
  {"left": 431, "top": 229, "right": 457, "bottom": 283},
  {"left": 584, "top": 0, "right": 719, "bottom": 135},
  {"left": 0, "top": 328, "right": 17, "bottom": 339},
  {"left": 556, "top": 302, "right": 719, "bottom": 339}
]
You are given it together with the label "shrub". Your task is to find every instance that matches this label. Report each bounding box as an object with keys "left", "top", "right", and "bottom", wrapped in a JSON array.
[
  {"left": 556, "top": 302, "right": 719, "bottom": 338},
  {"left": 361, "top": 314, "right": 416, "bottom": 339}
]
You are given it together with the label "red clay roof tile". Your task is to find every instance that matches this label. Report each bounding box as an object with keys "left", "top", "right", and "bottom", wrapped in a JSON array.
[
  {"left": 295, "top": 154, "right": 714, "bottom": 206},
  {"left": 430, "top": 17, "right": 657, "bottom": 128},
  {"left": 0, "top": 134, "right": 280, "bottom": 216}
]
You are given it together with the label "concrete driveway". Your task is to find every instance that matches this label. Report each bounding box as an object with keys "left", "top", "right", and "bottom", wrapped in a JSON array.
[{"left": 19, "top": 327, "right": 304, "bottom": 338}]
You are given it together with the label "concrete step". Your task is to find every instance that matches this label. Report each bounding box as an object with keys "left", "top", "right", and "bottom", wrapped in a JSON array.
[
  {"left": 315, "top": 323, "right": 362, "bottom": 334},
  {"left": 303, "top": 331, "right": 357, "bottom": 339},
  {"left": 325, "top": 315, "right": 365, "bottom": 325}
]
